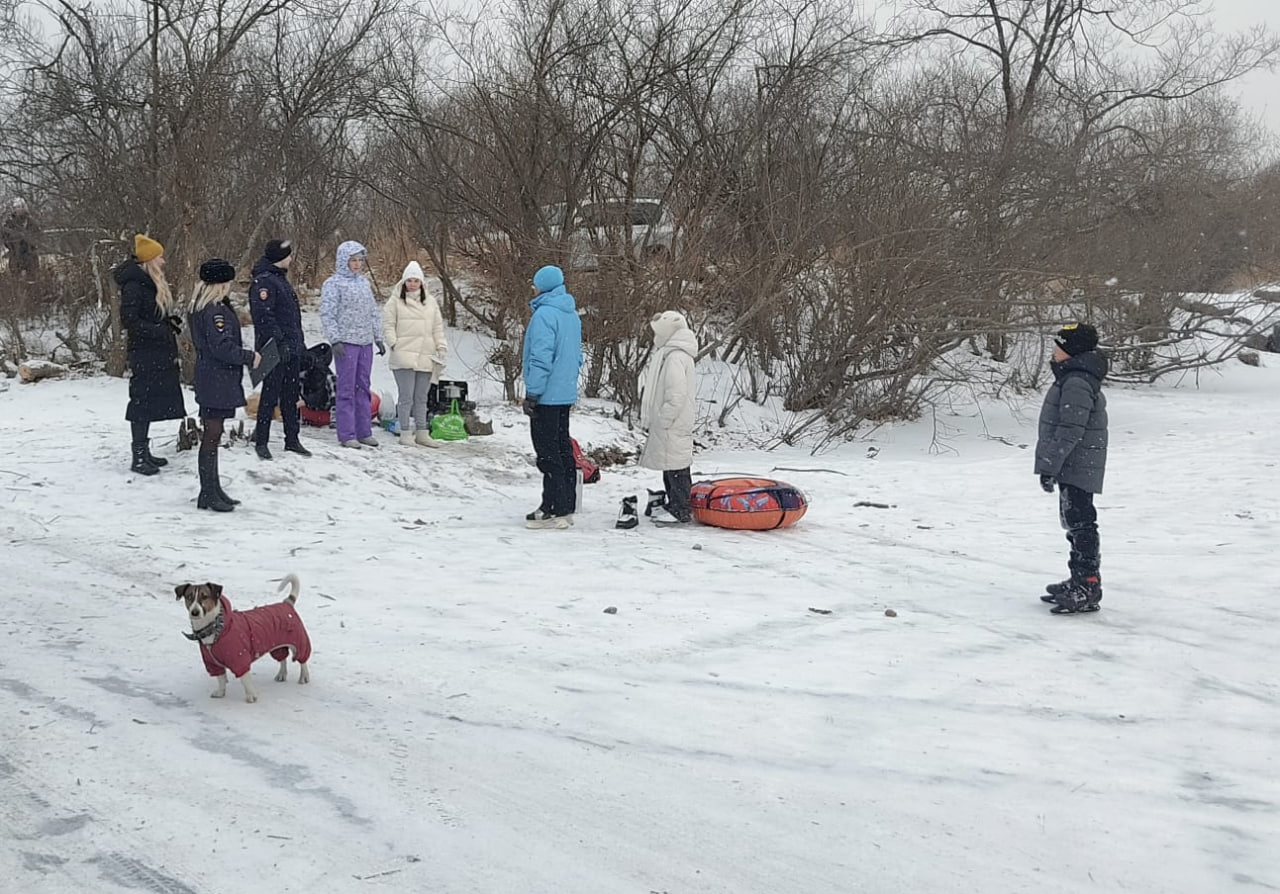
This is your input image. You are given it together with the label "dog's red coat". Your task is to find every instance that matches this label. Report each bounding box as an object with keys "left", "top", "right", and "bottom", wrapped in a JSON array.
[{"left": 199, "top": 595, "right": 311, "bottom": 678}]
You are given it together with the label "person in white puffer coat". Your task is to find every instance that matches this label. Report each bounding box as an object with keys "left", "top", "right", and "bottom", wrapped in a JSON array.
[
  {"left": 382, "top": 260, "right": 448, "bottom": 447},
  {"left": 639, "top": 311, "right": 698, "bottom": 524}
]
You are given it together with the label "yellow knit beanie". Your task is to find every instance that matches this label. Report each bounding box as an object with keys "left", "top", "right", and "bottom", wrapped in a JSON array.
[{"left": 134, "top": 234, "right": 164, "bottom": 263}]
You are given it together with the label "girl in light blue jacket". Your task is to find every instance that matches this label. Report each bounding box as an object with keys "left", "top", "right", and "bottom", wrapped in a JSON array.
[
  {"left": 521, "top": 265, "right": 583, "bottom": 528},
  {"left": 320, "top": 241, "right": 384, "bottom": 448}
]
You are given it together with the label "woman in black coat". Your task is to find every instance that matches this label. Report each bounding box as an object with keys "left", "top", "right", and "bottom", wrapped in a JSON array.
[
  {"left": 115, "top": 233, "right": 185, "bottom": 475},
  {"left": 188, "top": 258, "right": 260, "bottom": 512}
]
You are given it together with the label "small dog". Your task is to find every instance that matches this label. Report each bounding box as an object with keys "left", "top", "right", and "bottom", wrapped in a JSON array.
[{"left": 175, "top": 574, "right": 312, "bottom": 703}]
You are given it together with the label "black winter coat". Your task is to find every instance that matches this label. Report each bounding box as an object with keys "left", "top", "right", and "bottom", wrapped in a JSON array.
[
  {"left": 115, "top": 258, "right": 185, "bottom": 422},
  {"left": 1035, "top": 350, "right": 1109, "bottom": 494},
  {"left": 189, "top": 298, "right": 255, "bottom": 411},
  {"left": 248, "top": 258, "right": 304, "bottom": 356}
]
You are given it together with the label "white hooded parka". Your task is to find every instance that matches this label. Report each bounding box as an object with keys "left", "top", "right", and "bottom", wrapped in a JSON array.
[
  {"left": 639, "top": 311, "right": 697, "bottom": 471},
  {"left": 382, "top": 261, "right": 448, "bottom": 377}
]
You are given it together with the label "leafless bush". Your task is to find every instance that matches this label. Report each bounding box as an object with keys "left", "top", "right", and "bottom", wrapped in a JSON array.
[{"left": 2, "top": 0, "right": 1278, "bottom": 438}]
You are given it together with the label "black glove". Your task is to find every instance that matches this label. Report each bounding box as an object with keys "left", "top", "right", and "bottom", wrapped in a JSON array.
[
  {"left": 522, "top": 395, "right": 539, "bottom": 417},
  {"left": 165, "top": 314, "right": 183, "bottom": 334},
  {"left": 331, "top": 342, "right": 346, "bottom": 360},
  {"left": 376, "top": 341, "right": 386, "bottom": 356},
  {"left": 1040, "top": 474, "right": 1056, "bottom": 493}
]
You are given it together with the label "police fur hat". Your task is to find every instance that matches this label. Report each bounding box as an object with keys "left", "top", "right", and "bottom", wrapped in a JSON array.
[{"left": 199, "top": 258, "right": 235, "bottom": 284}]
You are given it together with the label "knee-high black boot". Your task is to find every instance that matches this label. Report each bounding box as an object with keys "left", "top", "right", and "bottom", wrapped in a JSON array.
[
  {"left": 196, "top": 449, "right": 234, "bottom": 512},
  {"left": 130, "top": 420, "right": 159, "bottom": 476},
  {"left": 201, "top": 420, "right": 239, "bottom": 505}
]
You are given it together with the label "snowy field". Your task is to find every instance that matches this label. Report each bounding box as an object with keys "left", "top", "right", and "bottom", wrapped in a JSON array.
[{"left": 1, "top": 314, "right": 1278, "bottom": 894}]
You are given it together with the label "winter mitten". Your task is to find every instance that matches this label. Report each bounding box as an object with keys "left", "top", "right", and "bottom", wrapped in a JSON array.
[
  {"left": 522, "top": 395, "right": 539, "bottom": 417},
  {"left": 1039, "top": 474, "right": 1056, "bottom": 493},
  {"left": 376, "top": 341, "right": 386, "bottom": 356},
  {"left": 616, "top": 495, "right": 638, "bottom": 530},
  {"left": 331, "top": 342, "right": 346, "bottom": 359},
  {"left": 644, "top": 489, "right": 667, "bottom": 517}
]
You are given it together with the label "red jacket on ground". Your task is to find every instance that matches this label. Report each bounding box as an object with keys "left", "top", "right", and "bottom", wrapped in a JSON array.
[{"left": 199, "top": 595, "right": 311, "bottom": 678}]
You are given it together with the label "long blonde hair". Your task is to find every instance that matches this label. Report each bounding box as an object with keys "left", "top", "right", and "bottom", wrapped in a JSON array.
[
  {"left": 141, "top": 256, "right": 174, "bottom": 314},
  {"left": 191, "top": 280, "right": 232, "bottom": 313}
]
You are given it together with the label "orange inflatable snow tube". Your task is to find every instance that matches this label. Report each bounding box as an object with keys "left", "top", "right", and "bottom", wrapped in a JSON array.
[{"left": 690, "top": 477, "right": 808, "bottom": 530}]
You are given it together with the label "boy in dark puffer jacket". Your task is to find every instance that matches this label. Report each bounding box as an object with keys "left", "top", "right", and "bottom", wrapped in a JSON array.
[{"left": 1035, "top": 323, "right": 1108, "bottom": 614}]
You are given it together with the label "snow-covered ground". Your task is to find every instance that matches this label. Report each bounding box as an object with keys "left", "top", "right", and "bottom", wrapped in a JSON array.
[{"left": 1, "top": 313, "right": 1278, "bottom": 894}]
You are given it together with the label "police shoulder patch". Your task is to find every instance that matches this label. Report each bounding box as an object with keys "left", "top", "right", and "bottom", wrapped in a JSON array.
[
  {"left": 213, "top": 314, "right": 226, "bottom": 330},
  {"left": 259, "top": 288, "right": 269, "bottom": 301}
]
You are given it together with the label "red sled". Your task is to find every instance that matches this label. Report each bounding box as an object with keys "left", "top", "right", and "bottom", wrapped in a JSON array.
[
  {"left": 299, "top": 392, "right": 380, "bottom": 428},
  {"left": 300, "top": 406, "right": 330, "bottom": 427},
  {"left": 571, "top": 438, "right": 600, "bottom": 484}
]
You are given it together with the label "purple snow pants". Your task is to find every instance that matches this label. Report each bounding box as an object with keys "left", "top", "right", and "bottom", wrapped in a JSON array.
[{"left": 334, "top": 342, "right": 374, "bottom": 443}]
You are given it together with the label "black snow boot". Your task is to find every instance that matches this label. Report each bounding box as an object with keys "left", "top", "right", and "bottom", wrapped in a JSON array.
[
  {"left": 1040, "top": 579, "right": 1073, "bottom": 604},
  {"left": 216, "top": 480, "right": 241, "bottom": 506},
  {"left": 644, "top": 489, "right": 667, "bottom": 517},
  {"left": 130, "top": 444, "right": 160, "bottom": 476},
  {"left": 210, "top": 449, "right": 239, "bottom": 506},
  {"left": 616, "top": 495, "right": 639, "bottom": 530},
  {"left": 196, "top": 452, "right": 234, "bottom": 512},
  {"left": 143, "top": 442, "right": 168, "bottom": 467},
  {"left": 255, "top": 442, "right": 273, "bottom": 461},
  {"left": 284, "top": 439, "right": 312, "bottom": 457},
  {"left": 1050, "top": 576, "right": 1102, "bottom": 614}
]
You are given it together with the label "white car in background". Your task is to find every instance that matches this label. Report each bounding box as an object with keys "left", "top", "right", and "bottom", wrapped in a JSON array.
[{"left": 548, "top": 198, "right": 677, "bottom": 271}]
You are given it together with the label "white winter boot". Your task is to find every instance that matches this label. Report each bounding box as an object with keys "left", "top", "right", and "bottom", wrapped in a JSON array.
[
  {"left": 415, "top": 429, "right": 441, "bottom": 449},
  {"left": 399, "top": 430, "right": 417, "bottom": 448}
]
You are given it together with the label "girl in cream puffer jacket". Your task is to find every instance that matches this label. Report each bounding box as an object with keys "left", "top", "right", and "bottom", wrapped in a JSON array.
[
  {"left": 382, "top": 261, "right": 448, "bottom": 446},
  {"left": 638, "top": 311, "right": 698, "bottom": 523}
]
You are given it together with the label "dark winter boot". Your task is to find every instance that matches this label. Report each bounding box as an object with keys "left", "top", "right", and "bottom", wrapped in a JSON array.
[
  {"left": 1040, "top": 579, "right": 1073, "bottom": 604},
  {"left": 143, "top": 442, "right": 169, "bottom": 467},
  {"left": 210, "top": 449, "right": 240, "bottom": 505},
  {"left": 130, "top": 444, "right": 160, "bottom": 476},
  {"left": 196, "top": 452, "right": 234, "bottom": 512},
  {"left": 1050, "top": 576, "right": 1102, "bottom": 614},
  {"left": 644, "top": 489, "right": 667, "bottom": 517},
  {"left": 255, "top": 442, "right": 273, "bottom": 461},
  {"left": 284, "top": 439, "right": 312, "bottom": 457},
  {"left": 616, "top": 495, "right": 639, "bottom": 530}
]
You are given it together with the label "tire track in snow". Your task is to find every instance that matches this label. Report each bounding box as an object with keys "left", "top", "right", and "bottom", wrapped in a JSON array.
[{"left": 0, "top": 737, "right": 203, "bottom": 894}]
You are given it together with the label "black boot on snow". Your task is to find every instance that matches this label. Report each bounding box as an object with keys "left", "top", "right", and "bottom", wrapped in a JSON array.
[
  {"left": 144, "top": 441, "right": 169, "bottom": 467},
  {"left": 196, "top": 452, "right": 234, "bottom": 512},
  {"left": 255, "top": 442, "right": 273, "bottom": 461},
  {"left": 212, "top": 451, "right": 240, "bottom": 505},
  {"left": 130, "top": 445, "right": 160, "bottom": 476},
  {"left": 1050, "top": 577, "right": 1102, "bottom": 614},
  {"left": 1040, "top": 579, "right": 1072, "bottom": 603},
  {"left": 616, "top": 495, "right": 639, "bottom": 530}
]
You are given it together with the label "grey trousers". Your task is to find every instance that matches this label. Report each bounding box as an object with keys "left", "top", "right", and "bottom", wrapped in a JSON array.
[{"left": 392, "top": 368, "right": 433, "bottom": 432}]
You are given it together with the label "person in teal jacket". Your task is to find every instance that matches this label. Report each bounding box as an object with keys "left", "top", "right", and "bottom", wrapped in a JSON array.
[{"left": 521, "top": 265, "right": 583, "bottom": 529}]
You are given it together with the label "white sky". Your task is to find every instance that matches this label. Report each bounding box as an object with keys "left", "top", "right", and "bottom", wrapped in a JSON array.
[{"left": 1210, "top": 0, "right": 1280, "bottom": 134}]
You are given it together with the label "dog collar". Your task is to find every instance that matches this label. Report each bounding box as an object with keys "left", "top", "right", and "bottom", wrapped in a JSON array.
[{"left": 183, "top": 613, "right": 225, "bottom": 643}]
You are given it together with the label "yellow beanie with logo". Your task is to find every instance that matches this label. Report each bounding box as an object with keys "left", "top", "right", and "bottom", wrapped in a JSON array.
[{"left": 134, "top": 234, "right": 164, "bottom": 263}]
